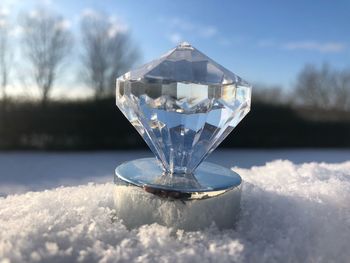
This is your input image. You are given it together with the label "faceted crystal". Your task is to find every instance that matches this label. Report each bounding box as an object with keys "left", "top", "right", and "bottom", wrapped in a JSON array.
[{"left": 116, "top": 42, "right": 251, "bottom": 175}]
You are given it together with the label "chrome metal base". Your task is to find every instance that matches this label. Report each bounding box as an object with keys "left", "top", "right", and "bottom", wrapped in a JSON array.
[{"left": 114, "top": 158, "right": 242, "bottom": 230}]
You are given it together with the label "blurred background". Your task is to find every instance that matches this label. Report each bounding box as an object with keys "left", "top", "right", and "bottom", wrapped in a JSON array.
[
  {"left": 0, "top": 0, "right": 350, "bottom": 150},
  {"left": 0, "top": 0, "right": 349, "bottom": 195}
]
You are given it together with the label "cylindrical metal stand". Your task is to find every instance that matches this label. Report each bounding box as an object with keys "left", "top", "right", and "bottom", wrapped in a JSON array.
[{"left": 114, "top": 158, "right": 242, "bottom": 231}]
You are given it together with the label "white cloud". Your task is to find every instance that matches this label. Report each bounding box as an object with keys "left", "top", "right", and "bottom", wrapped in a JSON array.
[
  {"left": 199, "top": 26, "right": 217, "bottom": 38},
  {"left": 108, "top": 23, "right": 128, "bottom": 38},
  {"left": 283, "top": 41, "right": 346, "bottom": 53},
  {"left": 258, "top": 39, "right": 347, "bottom": 53},
  {"left": 168, "top": 17, "right": 195, "bottom": 32},
  {"left": 0, "top": 7, "right": 10, "bottom": 16},
  {"left": 107, "top": 16, "right": 128, "bottom": 37},
  {"left": 81, "top": 8, "right": 100, "bottom": 19},
  {"left": 168, "top": 33, "right": 182, "bottom": 44},
  {"left": 163, "top": 16, "right": 219, "bottom": 44}
]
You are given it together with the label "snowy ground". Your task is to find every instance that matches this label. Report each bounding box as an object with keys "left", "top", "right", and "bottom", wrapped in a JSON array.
[
  {"left": 0, "top": 150, "right": 350, "bottom": 262},
  {"left": 0, "top": 149, "right": 349, "bottom": 196}
]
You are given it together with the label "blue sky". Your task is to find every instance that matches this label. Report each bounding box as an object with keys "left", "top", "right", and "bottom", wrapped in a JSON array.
[{"left": 2, "top": 0, "right": 350, "bottom": 91}]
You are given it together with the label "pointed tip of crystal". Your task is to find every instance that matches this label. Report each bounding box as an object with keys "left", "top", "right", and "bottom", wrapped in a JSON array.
[
  {"left": 177, "top": 41, "right": 193, "bottom": 49},
  {"left": 119, "top": 42, "right": 251, "bottom": 87}
]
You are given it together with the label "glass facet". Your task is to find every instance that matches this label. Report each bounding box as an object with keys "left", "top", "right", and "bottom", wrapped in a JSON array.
[{"left": 116, "top": 42, "right": 251, "bottom": 175}]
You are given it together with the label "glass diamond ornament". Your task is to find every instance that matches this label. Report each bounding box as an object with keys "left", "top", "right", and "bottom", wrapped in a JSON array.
[{"left": 114, "top": 42, "right": 252, "bottom": 230}]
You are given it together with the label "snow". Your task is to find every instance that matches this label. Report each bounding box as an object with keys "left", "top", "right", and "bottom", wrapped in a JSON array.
[{"left": 1, "top": 158, "right": 350, "bottom": 262}]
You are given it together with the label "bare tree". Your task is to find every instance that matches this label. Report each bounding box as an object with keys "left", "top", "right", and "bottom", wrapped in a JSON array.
[
  {"left": 294, "top": 63, "right": 334, "bottom": 109},
  {"left": 294, "top": 63, "right": 350, "bottom": 111},
  {"left": 0, "top": 10, "right": 11, "bottom": 103},
  {"left": 334, "top": 69, "right": 350, "bottom": 111},
  {"left": 80, "top": 12, "right": 139, "bottom": 99},
  {"left": 21, "top": 9, "right": 73, "bottom": 105}
]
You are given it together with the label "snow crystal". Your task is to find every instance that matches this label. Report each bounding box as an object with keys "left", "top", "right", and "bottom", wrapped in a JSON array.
[{"left": 0, "top": 160, "right": 350, "bottom": 262}]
